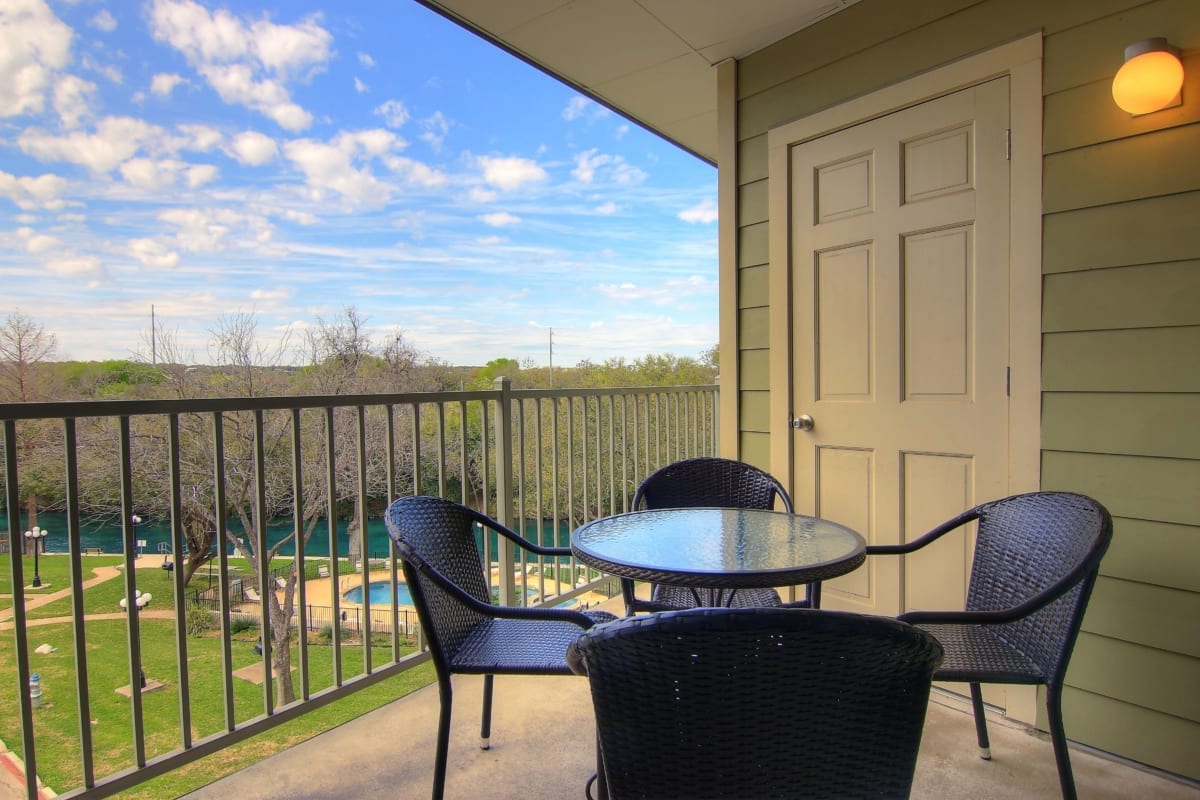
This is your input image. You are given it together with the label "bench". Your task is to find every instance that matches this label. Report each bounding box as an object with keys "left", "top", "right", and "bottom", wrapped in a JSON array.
[{"left": 84, "top": 547, "right": 104, "bottom": 555}]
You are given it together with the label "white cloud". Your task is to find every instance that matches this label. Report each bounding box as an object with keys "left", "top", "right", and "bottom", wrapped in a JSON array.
[
  {"left": 571, "top": 149, "right": 646, "bottom": 186},
  {"left": 46, "top": 254, "right": 102, "bottom": 277},
  {"left": 177, "top": 123, "right": 222, "bottom": 151},
  {"left": 120, "top": 157, "right": 184, "bottom": 191},
  {"left": 679, "top": 198, "right": 718, "bottom": 224},
  {"left": 572, "top": 149, "right": 610, "bottom": 183},
  {"left": 612, "top": 162, "right": 647, "bottom": 186},
  {"left": 597, "top": 275, "right": 715, "bottom": 306},
  {"left": 595, "top": 201, "right": 619, "bottom": 215},
  {"left": 383, "top": 155, "right": 446, "bottom": 188},
  {"left": 148, "top": 0, "right": 332, "bottom": 131},
  {"left": 0, "top": 170, "right": 67, "bottom": 211},
  {"left": 419, "top": 111, "right": 450, "bottom": 152},
  {"left": 229, "top": 130, "right": 278, "bottom": 165},
  {"left": 150, "top": 72, "right": 186, "bottom": 97},
  {"left": 478, "top": 155, "right": 546, "bottom": 192},
  {"left": 281, "top": 208, "right": 318, "bottom": 225},
  {"left": 467, "top": 187, "right": 497, "bottom": 203},
  {"left": 22, "top": 231, "right": 61, "bottom": 254},
  {"left": 128, "top": 237, "right": 180, "bottom": 269},
  {"left": 562, "top": 94, "right": 610, "bottom": 123},
  {"left": 562, "top": 96, "right": 589, "bottom": 121},
  {"left": 0, "top": 0, "right": 73, "bottom": 118},
  {"left": 19, "top": 116, "right": 166, "bottom": 173},
  {"left": 480, "top": 212, "right": 520, "bottom": 227},
  {"left": 89, "top": 9, "right": 117, "bottom": 32},
  {"left": 81, "top": 54, "right": 122, "bottom": 84},
  {"left": 354, "top": 77, "right": 368, "bottom": 93},
  {"left": 374, "top": 99, "right": 408, "bottom": 129},
  {"left": 53, "top": 74, "right": 96, "bottom": 128},
  {"left": 357, "top": 52, "right": 375, "bottom": 68},
  {"left": 186, "top": 164, "right": 218, "bottom": 187},
  {"left": 158, "top": 207, "right": 274, "bottom": 254},
  {"left": 476, "top": 235, "right": 504, "bottom": 246},
  {"left": 283, "top": 129, "right": 404, "bottom": 207}
]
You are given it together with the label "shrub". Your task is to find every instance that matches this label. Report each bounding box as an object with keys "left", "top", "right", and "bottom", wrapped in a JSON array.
[{"left": 186, "top": 602, "right": 218, "bottom": 636}]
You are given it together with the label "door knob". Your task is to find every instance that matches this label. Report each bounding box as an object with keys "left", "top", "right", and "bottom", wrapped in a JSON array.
[{"left": 791, "top": 414, "right": 815, "bottom": 432}]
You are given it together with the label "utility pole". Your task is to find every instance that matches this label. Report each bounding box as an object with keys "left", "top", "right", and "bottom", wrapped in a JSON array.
[
  {"left": 151, "top": 304, "right": 157, "bottom": 365},
  {"left": 548, "top": 327, "right": 554, "bottom": 388}
]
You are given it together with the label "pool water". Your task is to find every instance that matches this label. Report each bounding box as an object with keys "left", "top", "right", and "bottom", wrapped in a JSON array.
[
  {"left": 342, "top": 582, "right": 415, "bottom": 605},
  {"left": 341, "top": 581, "right": 546, "bottom": 606}
]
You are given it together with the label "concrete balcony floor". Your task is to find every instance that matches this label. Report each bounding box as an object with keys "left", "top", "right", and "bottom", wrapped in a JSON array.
[{"left": 184, "top": 624, "right": 1197, "bottom": 800}]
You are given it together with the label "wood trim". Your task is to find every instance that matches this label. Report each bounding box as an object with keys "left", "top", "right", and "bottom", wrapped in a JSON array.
[
  {"left": 717, "top": 58, "right": 740, "bottom": 458},
  {"left": 766, "top": 32, "right": 1044, "bottom": 505}
]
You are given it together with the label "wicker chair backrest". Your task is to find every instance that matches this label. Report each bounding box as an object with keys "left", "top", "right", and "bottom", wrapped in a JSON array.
[
  {"left": 966, "top": 492, "right": 1112, "bottom": 680},
  {"left": 633, "top": 457, "right": 793, "bottom": 512},
  {"left": 568, "top": 608, "right": 943, "bottom": 799},
  {"left": 385, "top": 495, "right": 492, "bottom": 666}
]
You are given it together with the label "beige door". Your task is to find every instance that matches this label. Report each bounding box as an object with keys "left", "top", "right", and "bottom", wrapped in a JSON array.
[{"left": 788, "top": 78, "right": 1011, "bottom": 618}]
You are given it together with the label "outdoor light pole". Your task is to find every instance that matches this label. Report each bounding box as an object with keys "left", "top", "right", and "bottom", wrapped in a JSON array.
[
  {"left": 131, "top": 514, "right": 142, "bottom": 557},
  {"left": 24, "top": 526, "right": 48, "bottom": 587},
  {"left": 119, "top": 589, "right": 153, "bottom": 688}
]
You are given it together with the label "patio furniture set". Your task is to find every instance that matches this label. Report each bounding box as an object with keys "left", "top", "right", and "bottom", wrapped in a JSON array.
[{"left": 384, "top": 458, "right": 1112, "bottom": 800}]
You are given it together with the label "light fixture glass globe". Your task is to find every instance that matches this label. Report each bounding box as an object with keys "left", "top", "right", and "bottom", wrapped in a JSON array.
[{"left": 1112, "top": 42, "right": 1184, "bottom": 115}]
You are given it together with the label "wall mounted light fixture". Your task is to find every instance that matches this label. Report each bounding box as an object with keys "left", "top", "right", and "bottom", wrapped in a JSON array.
[{"left": 1112, "top": 38, "right": 1184, "bottom": 115}]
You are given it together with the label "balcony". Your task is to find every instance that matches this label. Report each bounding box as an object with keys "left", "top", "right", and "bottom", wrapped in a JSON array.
[
  {"left": 2, "top": 381, "right": 714, "bottom": 799},
  {"left": 180, "top": 645, "right": 1195, "bottom": 800},
  {"left": 2, "top": 382, "right": 1194, "bottom": 799}
]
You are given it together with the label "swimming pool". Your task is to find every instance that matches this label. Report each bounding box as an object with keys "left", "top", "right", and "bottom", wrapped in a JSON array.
[
  {"left": 342, "top": 582, "right": 415, "bottom": 606},
  {"left": 341, "top": 581, "right": 546, "bottom": 606}
]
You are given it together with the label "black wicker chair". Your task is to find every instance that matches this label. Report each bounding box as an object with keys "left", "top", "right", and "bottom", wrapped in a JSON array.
[
  {"left": 625, "top": 456, "right": 817, "bottom": 613},
  {"left": 867, "top": 491, "right": 1112, "bottom": 800},
  {"left": 384, "top": 495, "right": 617, "bottom": 800},
  {"left": 568, "top": 607, "right": 944, "bottom": 799}
]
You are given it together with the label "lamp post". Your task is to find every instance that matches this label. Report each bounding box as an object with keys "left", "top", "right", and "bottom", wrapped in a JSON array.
[
  {"left": 131, "top": 514, "right": 142, "bottom": 558},
  {"left": 119, "top": 589, "right": 153, "bottom": 688},
  {"left": 24, "top": 526, "right": 48, "bottom": 588}
]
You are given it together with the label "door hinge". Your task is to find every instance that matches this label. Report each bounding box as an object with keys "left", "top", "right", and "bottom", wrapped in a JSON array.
[{"left": 1004, "top": 129, "right": 1011, "bottom": 161}]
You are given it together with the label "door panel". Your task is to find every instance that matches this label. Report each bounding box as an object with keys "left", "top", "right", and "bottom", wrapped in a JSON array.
[{"left": 789, "top": 78, "right": 1011, "bottom": 619}]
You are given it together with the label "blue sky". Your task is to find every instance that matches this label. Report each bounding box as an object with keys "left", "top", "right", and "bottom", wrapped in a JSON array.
[{"left": 0, "top": 0, "right": 718, "bottom": 367}]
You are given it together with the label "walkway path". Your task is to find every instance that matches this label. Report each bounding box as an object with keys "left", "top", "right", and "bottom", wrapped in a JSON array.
[{"left": 0, "top": 560, "right": 156, "bottom": 799}]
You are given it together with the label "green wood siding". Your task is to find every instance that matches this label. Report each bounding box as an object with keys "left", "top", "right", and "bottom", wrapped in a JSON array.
[
  {"left": 1071, "top": 632, "right": 1200, "bottom": 720},
  {"left": 1043, "top": 262, "right": 1200, "bottom": 330},
  {"left": 731, "top": 0, "right": 1200, "bottom": 777},
  {"left": 1042, "top": 328, "right": 1200, "bottom": 392},
  {"left": 1044, "top": 192, "right": 1200, "bottom": 273},
  {"left": 1100, "top": 518, "right": 1200, "bottom": 592}
]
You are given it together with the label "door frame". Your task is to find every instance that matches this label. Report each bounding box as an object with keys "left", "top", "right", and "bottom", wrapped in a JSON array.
[
  {"left": 764, "top": 33, "right": 1044, "bottom": 725},
  {"left": 766, "top": 33, "right": 1043, "bottom": 500}
]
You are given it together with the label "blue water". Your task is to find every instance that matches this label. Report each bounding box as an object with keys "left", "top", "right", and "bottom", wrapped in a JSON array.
[
  {"left": 341, "top": 581, "right": 543, "bottom": 606},
  {"left": 342, "top": 582, "right": 415, "bottom": 605},
  {"left": 4, "top": 511, "right": 573, "bottom": 561}
]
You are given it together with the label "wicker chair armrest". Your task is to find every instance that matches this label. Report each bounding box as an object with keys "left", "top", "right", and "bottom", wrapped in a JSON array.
[
  {"left": 897, "top": 554, "right": 1099, "bottom": 628},
  {"left": 408, "top": 559, "right": 599, "bottom": 628},
  {"left": 866, "top": 507, "right": 982, "bottom": 556},
  {"left": 465, "top": 507, "right": 572, "bottom": 558}
]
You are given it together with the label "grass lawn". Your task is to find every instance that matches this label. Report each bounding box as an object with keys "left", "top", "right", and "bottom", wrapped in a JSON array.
[{"left": 1, "top": 554, "right": 435, "bottom": 798}]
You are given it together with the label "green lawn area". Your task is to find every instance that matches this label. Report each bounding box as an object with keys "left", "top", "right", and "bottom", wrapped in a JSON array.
[{"left": 1, "top": 554, "right": 435, "bottom": 798}]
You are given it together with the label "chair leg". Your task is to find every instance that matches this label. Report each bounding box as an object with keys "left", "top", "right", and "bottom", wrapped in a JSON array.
[
  {"left": 433, "top": 675, "right": 453, "bottom": 800},
  {"left": 1046, "top": 684, "right": 1078, "bottom": 800},
  {"left": 808, "top": 581, "right": 822, "bottom": 609},
  {"left": 970, "top": 683, "right": 991, "bottom": 760},
  {"left": 480, "top": 673, "right": 494, "bottom": 750},
  {"left": 619, "top": 578, "right": 638, "bottom": 616}
]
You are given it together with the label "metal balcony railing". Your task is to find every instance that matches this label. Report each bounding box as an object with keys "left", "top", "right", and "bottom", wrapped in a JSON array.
[{"left": 0, "top": 378, "right": 718, "bottom": 798}]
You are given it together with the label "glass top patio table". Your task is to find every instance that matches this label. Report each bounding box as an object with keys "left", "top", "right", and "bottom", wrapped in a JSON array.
[{"left": 571, "top": 507, "right": 866, "bottom": 593}]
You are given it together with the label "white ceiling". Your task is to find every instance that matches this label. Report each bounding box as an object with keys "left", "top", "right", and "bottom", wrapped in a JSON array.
[{"left": 416, "top": 0, "right": 862, "bottom": 163}]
